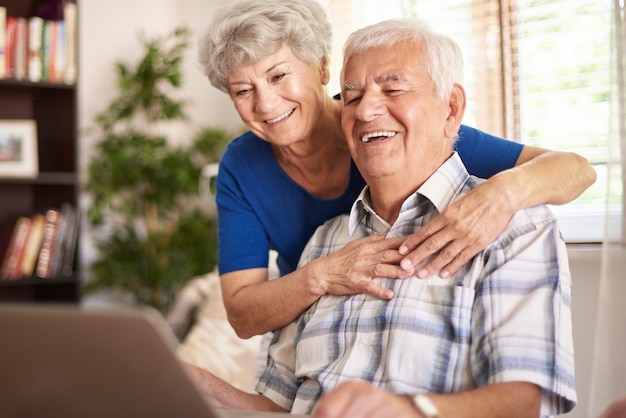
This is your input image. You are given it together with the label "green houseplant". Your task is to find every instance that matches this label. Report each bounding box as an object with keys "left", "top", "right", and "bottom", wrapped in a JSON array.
[{"left": 84, "top": 28, "right": 230, "bottom": 313}]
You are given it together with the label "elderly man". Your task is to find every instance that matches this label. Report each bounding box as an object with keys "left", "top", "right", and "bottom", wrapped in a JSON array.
[{"left": 192, "top": 18, "right": 576, "bottom": 418}]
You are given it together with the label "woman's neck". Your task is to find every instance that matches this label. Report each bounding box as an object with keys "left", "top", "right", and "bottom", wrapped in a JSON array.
[{"left": 273, "top": 98, "right": 350, "bottom": 199}]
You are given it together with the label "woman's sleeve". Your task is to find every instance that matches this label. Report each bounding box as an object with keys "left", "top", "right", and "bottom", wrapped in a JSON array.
[
  {"left": 455, "top": 125, "right": 524, "bottom": 179},
  {"left": 215, "top": 150, "right": 270, "bottom": 275}
]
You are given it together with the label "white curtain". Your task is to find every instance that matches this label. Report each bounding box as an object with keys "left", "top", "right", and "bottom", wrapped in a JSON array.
[{"left": 588, "top": 0, "right": 626, "bottom": 416}]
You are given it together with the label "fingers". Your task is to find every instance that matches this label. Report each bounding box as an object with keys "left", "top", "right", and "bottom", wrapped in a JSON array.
[
  {"left": 362, "top": 280, "right": 394, "bottom": 300},
  {"left": 416, "top": 241, "right": 478, "bottom": 279},
  {"left": 398, "top": 223, "right": 447, "bottom": 271},
  {"left": 320, "top": 235, "right": 415, "bottom": 298},
  {"left": 313, "top": 381, "right": 417, "bottom": 418},
  {"left": 397, "top": 183, "right": 517, "bottom": 279},
  {"left": 400, "top": 228, "right": 490, "bottom": 279},
  {"left": 313, "top": 381, "right": 366, "bottom": 418}
]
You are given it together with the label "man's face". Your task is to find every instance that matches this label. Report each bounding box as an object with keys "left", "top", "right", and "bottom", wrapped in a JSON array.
[{"left": 340, "top": 40, "right": 455, "bottom": 185}]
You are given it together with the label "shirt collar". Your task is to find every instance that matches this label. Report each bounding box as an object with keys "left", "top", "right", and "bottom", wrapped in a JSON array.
[{"left": 348, "top": 152, "right": 470, "bottom": 235}]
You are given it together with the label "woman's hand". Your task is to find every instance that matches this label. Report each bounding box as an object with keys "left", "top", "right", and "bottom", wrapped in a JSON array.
[
  {"left": 222, "top": 234, "right": 414, "bottom": 338},
  {"left": 398, "top": 147, "right": 596, "bottom": 279},
  {"left": 398, "top": 176, "right": 515, "bottom": 279},
  {"left": 313, "top": 380, "right": 418, "bottom": 418},
  {"left": 309, "top": 234, "right": 415, "bottom": 300}
]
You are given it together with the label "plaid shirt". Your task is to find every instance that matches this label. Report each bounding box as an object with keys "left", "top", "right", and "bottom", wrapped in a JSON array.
[{"left": 257, "top": 153, "right": 576, "bottom": 416}]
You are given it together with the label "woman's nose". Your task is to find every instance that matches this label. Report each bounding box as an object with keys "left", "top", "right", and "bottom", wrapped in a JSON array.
[{"left": 254, "top": 85, "right": 281, "bottom": 114}]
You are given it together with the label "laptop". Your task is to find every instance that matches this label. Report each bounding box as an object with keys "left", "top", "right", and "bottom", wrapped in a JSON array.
[{"left": 0, "top": 304, "right": 305, "bottom": 418}]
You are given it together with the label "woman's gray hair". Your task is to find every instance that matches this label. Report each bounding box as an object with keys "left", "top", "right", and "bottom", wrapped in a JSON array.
[
  {"left": 342, "top": 18, "right": 463, "bottom": 100},
  {"left": 198, "top": 0, "right": 332, "bottom": 93}
]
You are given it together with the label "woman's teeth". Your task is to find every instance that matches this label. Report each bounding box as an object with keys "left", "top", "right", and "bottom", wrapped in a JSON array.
[{"left": 266, "top": 109, "right": 294, "bottom": 124}]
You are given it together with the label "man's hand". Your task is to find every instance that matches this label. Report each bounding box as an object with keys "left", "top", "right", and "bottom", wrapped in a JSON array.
[
  {"left": 399, "top": 178, "right": 516, "bottom": 279},
  {"left": 597, "top": 395, "right": 626, "bottom": 418},
  {"left": 312, "top": 380, "right": 419, "bottom": 418}
]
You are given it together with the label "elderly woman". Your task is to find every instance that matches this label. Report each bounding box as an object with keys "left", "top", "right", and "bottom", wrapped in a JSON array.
[{"left": 197, "top": 0, "right": 595, "bottom": 339}]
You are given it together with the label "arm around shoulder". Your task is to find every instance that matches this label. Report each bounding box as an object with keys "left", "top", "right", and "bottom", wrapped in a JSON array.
[{"left": 511, "top": 145, "right": 597, "bottom": 206}]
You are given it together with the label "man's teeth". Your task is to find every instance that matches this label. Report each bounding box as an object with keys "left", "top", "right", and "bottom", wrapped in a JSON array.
[
  {"left": 361, "top": 131, "right": 396, "bottom": 143},
  {"left": 266, "top": 109, "right": 294, "bottom": 124}
]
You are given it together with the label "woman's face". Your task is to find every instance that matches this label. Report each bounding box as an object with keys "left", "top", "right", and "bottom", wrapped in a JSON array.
[{"left": 226, "top": 46, "right": 329, "bottom": 147}]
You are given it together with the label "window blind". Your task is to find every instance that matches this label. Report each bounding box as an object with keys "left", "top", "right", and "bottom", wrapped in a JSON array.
[{"left": 322, "top": 0, "right": 616, "bottom": 243}]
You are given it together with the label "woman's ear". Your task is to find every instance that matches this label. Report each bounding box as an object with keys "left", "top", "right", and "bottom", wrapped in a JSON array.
[
  {"left": 444, "top": 84, "right": 466, "bottom": 138},
  {"left": 320, "top": 56, "right": 331, "bottom": 85}
]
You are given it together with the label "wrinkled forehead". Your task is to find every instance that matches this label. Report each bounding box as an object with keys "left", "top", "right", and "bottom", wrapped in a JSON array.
[{"left": 341, "top": 43, "right": 426, "bottom": 84}]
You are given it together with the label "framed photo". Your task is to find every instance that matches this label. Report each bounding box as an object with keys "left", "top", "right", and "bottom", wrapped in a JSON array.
[{"left": 0, "top": 120, "right": 38, "bottom": 179}]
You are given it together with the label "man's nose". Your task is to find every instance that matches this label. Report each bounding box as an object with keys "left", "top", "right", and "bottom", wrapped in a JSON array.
[{"left": 354, "top": 92, "right": 386, "bottom": 122}]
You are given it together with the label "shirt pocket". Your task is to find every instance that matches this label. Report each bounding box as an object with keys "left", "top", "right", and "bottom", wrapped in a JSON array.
[{"left": 386, "top": 282, "right": 476, "bottom": 393}]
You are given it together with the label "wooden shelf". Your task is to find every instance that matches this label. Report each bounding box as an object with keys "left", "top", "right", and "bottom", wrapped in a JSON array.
[
  {"left": 0, "top": 276, "right": 80, "bottom": 302},
  {"left": 0, "top": 78, "right": 75, "bottom": 89},
  {"left": 0, "top": 0, "right": 80, "bottom": 303},
  {"left": 0, "top": 172, "right": 77, "bottom": 185}
]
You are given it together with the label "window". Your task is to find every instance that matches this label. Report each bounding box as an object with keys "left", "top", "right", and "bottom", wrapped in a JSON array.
[{"left": 321, "top": 0, "right": 618, "bottom": 243}]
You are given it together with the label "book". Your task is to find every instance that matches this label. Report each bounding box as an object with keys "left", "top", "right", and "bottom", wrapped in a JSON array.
[
  {"left": 0, "top": 6, "right": 6, "bottom": 79},
  {"left": 40, "top": 19, "right": 53, "bottom": 82},
  {"left": 52, "top": 20, "right": 65, "bottom": 84},
  {"left": 20, "top": 213, "right": 46, "bottom": 278},
  {"left": 0, "top": 218, "right": 19, "bottom": 278},
  {"left": 5, "top": 16, "right": 16, "bottom": 79},
  {"left": 28, "top": 16, "right": 43, "bottom": 82},
  {"left": 0, "top": 217, "right": 32, "bottom": 280},
  {"left": 35, "top": 209, "right": 63, "bottom": 279},
  {"left": 59, "top": 205, "right": 79, "bottom": 277},
  {"left": 14, "top": 17, "right": 29, "bottom": 80},
  {"left": 63, "top": 2, "right": 77, "bottom": 84},
  {"left": 47, "top": 204, "right": 70, "bottom": 277}
]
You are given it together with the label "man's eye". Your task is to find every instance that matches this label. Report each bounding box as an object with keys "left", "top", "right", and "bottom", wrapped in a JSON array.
[
  {"left": 387, "top": 88, "right": 408, "bottom": 96},
  {"left": 344, "top": 96, "right": 361, "bottom": 106}
]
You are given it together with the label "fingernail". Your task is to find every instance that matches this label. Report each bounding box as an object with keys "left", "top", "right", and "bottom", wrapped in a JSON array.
[
  {"left": 440, "top": 270, "right": 449, "bottom": 278},
  {"left": 399, "top": 245, "right": 408, "bottom": 255},
  {"left": 417, "top": 269, "right": 428, "bottom": 278},
  {"left": 400, "top": 259, "right": 412, "bottom": 270}
]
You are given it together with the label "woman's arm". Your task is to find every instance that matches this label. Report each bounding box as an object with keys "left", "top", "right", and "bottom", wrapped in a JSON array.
[
  {"left": 221, "top": 234, "right": 412, "bottom": 339},
  {"left": 398, "top": 146, "right": 597, "bottom": 279}
]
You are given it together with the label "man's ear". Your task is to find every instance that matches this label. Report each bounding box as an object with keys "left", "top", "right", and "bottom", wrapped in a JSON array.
[
  {"left": 444, "top": 84, "right": 466, "bottom": 138},
  {"left": 320, "top": 56, "right": 331, "bottom": 85}
]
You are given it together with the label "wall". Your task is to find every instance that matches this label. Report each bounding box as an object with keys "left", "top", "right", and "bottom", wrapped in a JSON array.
[
  {"left": 566, "top": 246, "right": 602, "bottom": 418},
  {"left": 77, "top": 0, "right": 242, "bottom": 273}
]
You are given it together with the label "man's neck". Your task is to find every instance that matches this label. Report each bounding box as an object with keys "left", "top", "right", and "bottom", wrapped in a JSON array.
[
  {"left": 368, "top": 183, "right": 420, "bottom": 225},
  {"left": 365, "top": 151, "right": 454, "bottom": 224}
]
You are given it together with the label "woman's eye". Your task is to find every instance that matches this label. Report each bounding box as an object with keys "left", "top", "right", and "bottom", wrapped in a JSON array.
[
  {"left": 235, "top": 89, "right": 250, "bottom": 97},
  {"left": 271, "top": 73, "right": 286, "bottom": 83}
]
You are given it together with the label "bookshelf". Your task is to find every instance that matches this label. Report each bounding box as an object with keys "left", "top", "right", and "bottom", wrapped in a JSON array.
[{"left": 0, "top": 0, "right": 79, "bottom": 302}]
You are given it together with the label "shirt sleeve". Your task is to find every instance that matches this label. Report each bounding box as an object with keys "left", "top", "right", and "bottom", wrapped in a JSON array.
[
  {"left": 255, "top": 322, "right": 300, "bottom": 411},
  {"left": 215, "top": 148, "right": 270, "bottom": 275},
  {"left": 455, "top": 125, "right": 523, "bottom": 179},
  {"left": 471, "top": 206, "right": 576, "bottom": 415}
]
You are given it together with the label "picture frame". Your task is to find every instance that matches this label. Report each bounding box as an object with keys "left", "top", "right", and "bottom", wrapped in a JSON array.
[{"left": 0, "top": 120, "right": 39, "bottom": 179}]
